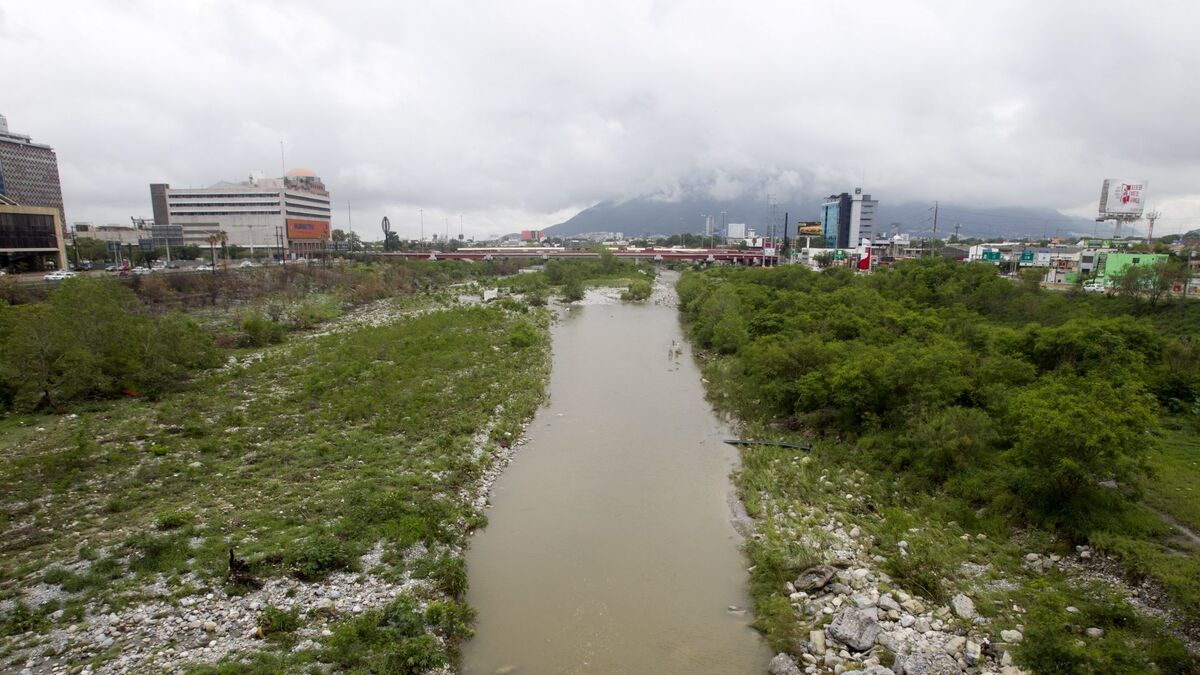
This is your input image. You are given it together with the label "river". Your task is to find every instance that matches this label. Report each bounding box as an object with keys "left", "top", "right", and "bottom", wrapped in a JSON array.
[{"left": 462, "top": 273, "right": 769, "bottom": 675}]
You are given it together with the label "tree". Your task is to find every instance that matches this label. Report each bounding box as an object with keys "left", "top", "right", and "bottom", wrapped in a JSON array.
[
  {"left": 1018, "top": 267, "right": 1045, "bottom": 293},
  {"left": 1110, "top": 258, "right": 1190, "bottom": 307},
  {"left": 561, "top": 270, "right": 585, "bottom": 302},
  {"left": 1005, "top": 374, "right": 1157, "bottom": 534}
]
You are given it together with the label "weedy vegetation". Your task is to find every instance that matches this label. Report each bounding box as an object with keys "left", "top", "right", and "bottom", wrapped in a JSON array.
[
  {"left": 0, "top": 260, "right": 551, "bottom": 672},
  {"left": 679, "top": 258, "right": 1200, "bottom": 673}
]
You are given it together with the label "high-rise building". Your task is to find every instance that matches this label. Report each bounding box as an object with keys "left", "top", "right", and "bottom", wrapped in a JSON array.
[
  {"left": 820, "top": 188, "right": 877, "bottom": 248},
  {"left": 150, "top": 168, "right": 331, "bottom": 257},
  {"left": 0, "top": 114, "right": 66, "bottom": 225},
  {"left": 1, "top": 205, "right": 67, "bottom": 272}
]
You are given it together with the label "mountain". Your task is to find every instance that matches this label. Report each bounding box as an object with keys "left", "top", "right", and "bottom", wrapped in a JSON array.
[{"left": 545, "top": 195, "right": 1118, "bottom": 241}]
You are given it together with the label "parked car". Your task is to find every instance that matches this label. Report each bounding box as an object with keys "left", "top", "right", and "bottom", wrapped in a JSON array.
[
  {"left": 132, "top": 266, "right": 152, "bottom": 275},
  {"left": 1082, "top": 281, "right": 1106, "bottom": 293},
  {"left": 196, "top": 264, "right": 215, "bottom": 272},
  {"left": 238, "top": 260, "right": 258, "bottom": 268},
  {"left": 44, "top": 270, "right": 77, "bottom": 281}
]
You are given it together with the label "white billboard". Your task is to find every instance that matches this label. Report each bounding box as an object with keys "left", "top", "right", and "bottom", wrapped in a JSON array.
[{"left": 1099, "top": 179, "right": 1148, "bottom": 217}]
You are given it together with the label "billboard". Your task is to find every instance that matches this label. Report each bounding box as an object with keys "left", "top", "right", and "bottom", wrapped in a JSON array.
[
  {"left": 286, "top": 218, "right": 330, "bottom": 240},
  {"left": 1099, "top": 179, "right": 1148, "bottom": 217}
]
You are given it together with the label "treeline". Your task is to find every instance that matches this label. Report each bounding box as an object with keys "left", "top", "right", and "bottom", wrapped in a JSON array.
[
  {"left": 678, "top": 259, "right": 1200, "bottom": 536},
  {"left": 0, "top": 278, "right": 220, "bottom": 411},
  {"left": 0, "top": 261, "right": 526, "bottom": 411}
]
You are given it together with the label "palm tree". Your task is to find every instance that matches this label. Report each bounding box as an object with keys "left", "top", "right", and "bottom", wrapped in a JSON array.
[{"left": 205, "top": 231, "right": 228, "bottom": 271}]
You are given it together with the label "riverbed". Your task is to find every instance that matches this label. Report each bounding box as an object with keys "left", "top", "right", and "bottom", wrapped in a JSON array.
[{"left": 462, "top": 273, "right": 769, "bottom": 675}]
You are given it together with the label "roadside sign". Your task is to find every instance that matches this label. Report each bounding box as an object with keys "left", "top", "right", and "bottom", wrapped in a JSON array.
[
  {"left": 1020, "top": 250, "right": 1035, "bottom": 264},
  {"left": 834, "top": 250, "right": 846, "bottom": 260},
  {"left": 982, "top": 250, "right": 1001, "bottom": 261}
]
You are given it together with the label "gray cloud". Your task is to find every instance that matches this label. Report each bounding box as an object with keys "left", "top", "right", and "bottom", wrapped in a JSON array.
[{"left": 5, "top": 0, "right": 1200, "bottom": 237}]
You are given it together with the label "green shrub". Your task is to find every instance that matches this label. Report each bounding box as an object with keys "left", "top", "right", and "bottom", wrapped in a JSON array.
[
  {"left": 621, "top": 278, "right": 653, "bottom": 301},
  {"left": 0, "top": 277, "right": 219, "bottom": 410},
  {"left": 415, "top": 553, "right": 468, "bottom": 598},
  {"left": 374, "top": 635, "right": 447, "bottom": 675},
  {"left": 561, "top": 273, "right": 585, "bottom": 302},
  {"left": 508, "top": 320, "right": 540, "bottom": 349},
  {"left": 155, "top": 509, "right": 193, "bottom": 530},
  {"left": 257, "top": 605, "right": 301, "bottom": 637},
  {"left": 126, "top": 532, "right": 190, "bottom": 575},
  {"left": 238, "top": 314, "right": 286, "bottom": 348},
  {"left": 0, "top": 601, "right": 47, "bottom": 636},
  {"left": 425, "top": 599, "right": 476, "bottom": 642},
  {"left": 285, "top": 533, "right": 355, "bottom": 581}
]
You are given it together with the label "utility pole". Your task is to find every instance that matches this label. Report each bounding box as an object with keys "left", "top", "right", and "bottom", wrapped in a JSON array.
[
  {"left": 419, "top": 209, "right": 424, "bottom": 243},
  {"left": 953, "top": 223, "right": 961, "bottom": 243}
]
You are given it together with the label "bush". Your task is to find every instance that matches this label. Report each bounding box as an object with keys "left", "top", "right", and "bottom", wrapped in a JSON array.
[
  {"left": 0, "top": 278, "right": 219, "bottom": 409},
  {"left": 238, "top": 314, "right": 286, "bottom": 348},
  {"left": 415, "top": 553, "right": 468, "bottom": 598},
  {"left": 425, "top": 599, "right": 476, "bottom": 642},
  {"left": 374, "top": 635, "right": 447, "bottom": 675},
  {"left": 257, "top": 605, "right": 301, "bottom": 637},
  {"left": 285, "top": 533, "right": 355, "bottom": 581},
  {"left": 561, "top": 272, "right": 585, "bottom": 302},
  {"left": 621, "top": 278, "right": 653, "bottom": 301},
  {"left": 155, "top": 509, "right": 193, "bottom": 530},
  {"left": 126, "top": 532, "right": 189, "bottom": 575}
]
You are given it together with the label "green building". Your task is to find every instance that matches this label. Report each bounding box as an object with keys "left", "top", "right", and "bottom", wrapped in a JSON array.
[{"left": 1093, "top": 252, "right": 1169, "bottom": 286}]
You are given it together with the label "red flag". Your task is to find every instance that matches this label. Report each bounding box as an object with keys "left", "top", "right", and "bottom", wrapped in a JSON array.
[{"left": 857, "top": 248, "right": 871, "bottom": 270}]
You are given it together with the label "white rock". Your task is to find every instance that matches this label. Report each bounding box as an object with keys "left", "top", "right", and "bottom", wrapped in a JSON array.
[
  {"left": 1085, "top": 627, "right": 1104, "bottom": 638},
  {"left": 1001, "top": 629, "right": 1023, "bottom": 643},
  {"left": 769, "top": 652, "right": 803, "bottom": 675},
  {"left": 951, "top": 594, "right": 976, "bottom": 619},
  {"left": 811, "top": 629, "right": 827, "bottom": 655}
]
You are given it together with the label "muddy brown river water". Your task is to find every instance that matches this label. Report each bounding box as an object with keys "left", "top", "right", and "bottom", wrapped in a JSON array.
[{"left": 462, "top": 274, "right": 769, "bottom": 675}]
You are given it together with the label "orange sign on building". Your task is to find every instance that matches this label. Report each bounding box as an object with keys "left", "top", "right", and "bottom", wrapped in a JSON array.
[{"left": 286, "top": 218, "right": 330, "bottom": 240}]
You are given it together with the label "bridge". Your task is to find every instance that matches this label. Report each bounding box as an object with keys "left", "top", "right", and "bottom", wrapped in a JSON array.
[{"left": 371, "top": 247, "right": 780, "bottom": 265}]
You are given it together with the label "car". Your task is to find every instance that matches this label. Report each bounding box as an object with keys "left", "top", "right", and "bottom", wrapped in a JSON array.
[
  {"left": 1082, "top": 282, "right": 1106, "bottom": 293},
  {"left": 43, "top": 270, "right": 77, "bottom": 281},
  {"left": 166, "top": 262, "right": 182, "bottom": 269},
  {"left": 132, "top": 266, "right": 151, "bottom": 275},
  {"left": 105, "top": 264, "right": 117, "bottom": 272},
  {"left": 196, "top": 264, "right": 215, "bottom": 272}
]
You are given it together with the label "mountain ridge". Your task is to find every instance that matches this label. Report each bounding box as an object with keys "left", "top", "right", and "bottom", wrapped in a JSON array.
[{"left": 544, "top": 195, "right": 1126, "bottom": 241}]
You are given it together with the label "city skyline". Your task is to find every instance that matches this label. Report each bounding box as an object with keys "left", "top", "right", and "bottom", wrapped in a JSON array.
[{"left": 4, "top": 0, "right": 1200, "bottom": 238}]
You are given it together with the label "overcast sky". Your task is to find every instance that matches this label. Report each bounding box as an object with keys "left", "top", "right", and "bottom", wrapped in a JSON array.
[{"left": 4, "top": 0, "right": 1199, "bottom": 238}]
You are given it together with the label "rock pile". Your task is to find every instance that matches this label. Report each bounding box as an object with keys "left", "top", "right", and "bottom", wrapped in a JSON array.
[{"left": 765, "top": 517, "right": 1035, "bottom": 675}]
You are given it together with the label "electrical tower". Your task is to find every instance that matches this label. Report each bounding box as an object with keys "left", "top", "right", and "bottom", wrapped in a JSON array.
[{"left": 1145, "top": 209, "right": 1161, "bottom": 245}]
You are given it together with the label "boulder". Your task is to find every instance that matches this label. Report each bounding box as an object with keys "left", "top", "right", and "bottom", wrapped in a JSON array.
[
  {"left": 768, "top": 653, "right": 802, "bottom": 675},
  {"left": 951, "top": 594, "right": 976, "bottom": 620},
  {"left": 878, "top": 595, "right": 902, "bottom": 613},
  {"left": 1000, "top": 629, "right": 1023, "bottom": 643},
  {"left": 964, "top": 640, "right": 982, "bottom": 665},
  {"left": 827, "top": 607, "right": 882, "bottom": 652},
  {"left": 903, "top": 651, "right": 961, "bottom": 675},
  {"left": 794, "top": 565, "right": 838, "bottom": 592}
]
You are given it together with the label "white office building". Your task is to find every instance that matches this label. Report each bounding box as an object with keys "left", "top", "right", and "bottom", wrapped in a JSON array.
[{"left": 150, "top": 169, "right": 331, "bottom": 257}]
